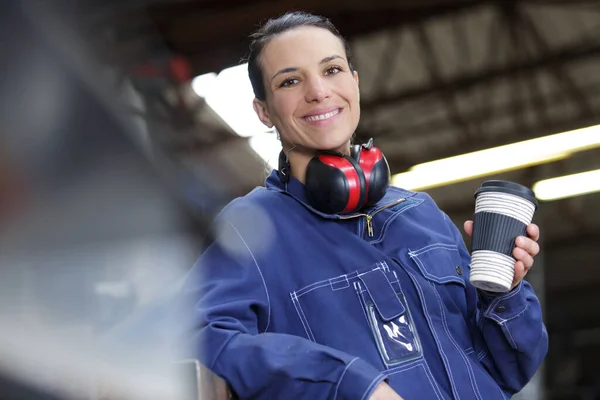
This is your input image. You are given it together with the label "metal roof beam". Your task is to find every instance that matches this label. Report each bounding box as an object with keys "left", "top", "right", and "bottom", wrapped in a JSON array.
[{"left": 362, "top": 40, "right": 600, "bottom": 112}]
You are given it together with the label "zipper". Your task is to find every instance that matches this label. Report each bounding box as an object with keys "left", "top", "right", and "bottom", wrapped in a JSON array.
[
  {"left": 366, "top": 198, "right": 406, "bottom": 237},
  {"left": 339, "top": 198, "right": 406, "bottom": 238}
]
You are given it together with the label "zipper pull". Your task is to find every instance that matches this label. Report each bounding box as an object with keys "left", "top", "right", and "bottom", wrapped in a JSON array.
[{"left": 366, "top": 215, "right": 374, "bottom": 237}]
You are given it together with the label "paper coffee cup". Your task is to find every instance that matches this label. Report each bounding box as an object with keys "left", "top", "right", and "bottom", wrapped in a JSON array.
[{"left": 469, "top": 180, "right": 538, "bottom": 293}]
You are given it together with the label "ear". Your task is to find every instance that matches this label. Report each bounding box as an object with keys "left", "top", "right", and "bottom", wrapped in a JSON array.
[{"left": 253, "top": 98, "right": 274, "bottom": 128}]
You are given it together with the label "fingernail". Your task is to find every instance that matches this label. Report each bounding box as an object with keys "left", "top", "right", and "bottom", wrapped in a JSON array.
[{"left": 517, "top": 237, "right": 525, "bottom": 245}]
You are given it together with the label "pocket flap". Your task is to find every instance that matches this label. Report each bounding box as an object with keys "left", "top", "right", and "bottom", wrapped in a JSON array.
[
  {"left": 359, "top": 269, "right": 405, "bottom": 321},
  {"left": 409, "top": 244, "right": 466, "bottom": 287}
]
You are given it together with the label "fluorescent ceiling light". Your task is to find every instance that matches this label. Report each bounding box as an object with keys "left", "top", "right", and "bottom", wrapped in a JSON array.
[
  {"left": 248, "top": 133, "right": 282, "bottom": 170},
  {"left": 191, "top": 63, "right": 279, "bottom": 169},
  {"left": 533, "top": 169, "right": 600, "bottom": 201},
  {"left": 191, "top": 63, "right": 268, "bottom": 138},
  {"left": 392, "top": 124, "right": 600, "bottom": 191},
  {"left": 190, "top": 72, "right": 218, "bottom": 98}
]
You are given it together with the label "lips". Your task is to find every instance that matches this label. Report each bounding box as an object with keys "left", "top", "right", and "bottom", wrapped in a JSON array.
[
  {"left": 302, "top": 107, "right": 342, "bottom": 121},
  {"left": 305, "top": 109, "right": 339, "bottom": 122}
]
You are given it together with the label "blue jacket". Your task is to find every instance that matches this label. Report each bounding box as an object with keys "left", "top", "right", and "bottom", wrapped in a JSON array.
[{"left": 183, "top": 171, "right": 548, "bottom": 400}]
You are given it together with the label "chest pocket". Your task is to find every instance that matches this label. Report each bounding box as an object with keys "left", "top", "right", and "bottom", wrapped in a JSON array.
[
  {"left": 408, "top": 243, "right": 467, "bottom": 288},
  {"left": 407, "top": 243, "right": 473, "bottom": 349},
  {"left": 290, "top": 263, "right": 423, "bottom": 370},
  {"left": 356, "top": 268, "right": 423, "bottom": 367}
]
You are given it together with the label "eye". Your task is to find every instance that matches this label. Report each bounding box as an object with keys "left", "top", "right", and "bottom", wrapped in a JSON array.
[
  {"left": 279, "top": 78, "right": 299, "bottom": 88},
  {"left": 325, "top": 66, "right": 342, "bottom": 75}
]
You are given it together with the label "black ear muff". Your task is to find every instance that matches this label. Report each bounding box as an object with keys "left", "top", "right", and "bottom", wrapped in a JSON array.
[
  {"left": 305, "top": 151, "right": 367, "bottom": 214},
  {"left": 277, "top": 150, "right": 291, "bottom": 183},
  {"left": 350, "top": 144, "right": 362, "bottom": 162},
  {"left": 286, "top": 139, "right": 389, "bottom": 215}
]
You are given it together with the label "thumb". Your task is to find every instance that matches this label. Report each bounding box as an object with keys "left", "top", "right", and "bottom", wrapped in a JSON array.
[{"left": 463, "top": 220, "right": 473, "bottom": 237}]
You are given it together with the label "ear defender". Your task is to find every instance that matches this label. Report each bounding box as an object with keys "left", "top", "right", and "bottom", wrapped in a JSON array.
[
  {"left": 278, "top": 149, "right": 291, "bottom": 183},
  {"left": 304, "top": 139, "right": 391, "bottom": 214}
]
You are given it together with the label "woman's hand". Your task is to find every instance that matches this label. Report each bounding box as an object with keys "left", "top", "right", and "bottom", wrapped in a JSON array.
[
  {"left": 369, "top": 382, "right": 404, "bottom": 400},
  {"left": 464, "top": 221, "right": 540, "bottom": 290}
]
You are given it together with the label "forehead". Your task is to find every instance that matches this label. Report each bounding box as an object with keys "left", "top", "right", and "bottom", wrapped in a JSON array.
[{"left": 260, "top": 26, "right": 346, "bottom": 73}]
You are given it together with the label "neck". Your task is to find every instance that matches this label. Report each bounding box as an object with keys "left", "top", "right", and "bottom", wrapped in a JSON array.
[{"left": 285, "top": 142, "right": 351, "bottom": 185}]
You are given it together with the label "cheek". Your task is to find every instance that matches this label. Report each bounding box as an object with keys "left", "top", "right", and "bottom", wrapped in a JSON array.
[
  {"left": 347, "top": 87, "right": 360, "bottom": 115},
  {"left": 270, "top": 95, "right": 296, "bottom": 123},
  {"left": 341, "top": 81, "right": 360, "bottom": 106}
]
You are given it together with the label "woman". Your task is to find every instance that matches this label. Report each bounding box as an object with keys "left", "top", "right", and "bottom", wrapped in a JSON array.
[{"left": 182, "top": 11, "right": 547, "bottom": 400}]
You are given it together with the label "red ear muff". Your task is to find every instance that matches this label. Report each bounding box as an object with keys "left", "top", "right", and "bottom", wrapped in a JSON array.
[
  {"left": 305, "top": 152, "right": 367, "bottom": 214},
  {"left": 357, "top": 146, "right": 390, "bottom": 207},
  {"left": 302, "top": 139, "right": 390, "bottom": 215}
]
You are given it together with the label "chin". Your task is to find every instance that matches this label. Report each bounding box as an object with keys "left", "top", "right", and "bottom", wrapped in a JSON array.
[{"left": 314, "top": 136, "right": 352, "bottom": 153}]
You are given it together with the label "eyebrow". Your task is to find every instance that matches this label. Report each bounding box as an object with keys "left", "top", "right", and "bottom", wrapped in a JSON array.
[{"left": 270, "top": 54, "right": 345, "bottom": 82}]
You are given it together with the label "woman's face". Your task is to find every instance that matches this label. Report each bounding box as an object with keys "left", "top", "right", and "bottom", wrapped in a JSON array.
[{"left": 253, "top": 26, "right": 360, "bottom": 154}]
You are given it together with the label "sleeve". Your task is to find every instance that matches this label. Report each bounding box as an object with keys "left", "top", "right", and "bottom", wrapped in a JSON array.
[
  {"left": 443, "top": 213, "right": 548, "bottom": 395},
  {"left": 181, "top": 219, "right": 386, "bottom": 400}
]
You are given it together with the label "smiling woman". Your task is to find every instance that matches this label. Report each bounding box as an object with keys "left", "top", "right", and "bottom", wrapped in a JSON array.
[
  {"left": 180, "top": 10, "right": 548, "bottom": 400},
  {"left": 251, "top": 25, "right": 361, "bottom": 184}
]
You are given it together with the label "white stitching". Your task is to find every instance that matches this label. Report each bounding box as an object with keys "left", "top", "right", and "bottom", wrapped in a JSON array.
[
  {"left": 330, "top": 275, "right": 350, "bottom": 291},
  {"left": 229, "top": 222, "right": 271, "bottom": 332},
  {"left": 432, "top": 284, "right": 483, "bottom": 400},
  {"left": 477, "top": 348, "right": 488, "bottom": 361},
  {"left": 387, "top": 363, "right": 442, "bottom": 400},
  {"left": 484, "top": 282, "right": 526, "bottom": 323},
  {"left": 423, "top": 360, "right": 445, "bottom": 400},
  {"left": 363, "top": 267, "right": 381, "bottom": 276},
  {"left": 380, "top": 269, "right": 402, "bottom": 307},
  {"left": 404, "top": 268, "right": 461, "bottom": 400},
  {"left": 334, "top": 357, "right": 359, "bottom": 400},
  {"left": 296, "top": 297, "right": 316, "bottom": 342},
  {"left": 359, "top": 270, "right": 402, "bottom": 320},
  {"left": 387, "top": 363, "right": 420, "bottom": 375},
  {"left": 502, "top": 322, "right": 518, "bottom": 350},
  {"left": 409, "top": 243, "right": 458, "bottom": 257},
  {"left": 501, "top": 304, "right": 530, "bottom": 324},
  {"left": 390, "top": 271, "right": 401, "bottom": 293},
  {"left": 296, "top": 282, "right": 333, "bottom": 297},
  {"left": 487, "top": 281, "right": 523, "bottom": 313},
  {"left": 384, "top": 359, "right": 422, "bottom": 373},
  {"left": 290, "top": 292, "right": 312, "bottom": 341},
  {"left": 360, "top": 373, "right": 386, "bottom": 400},
  {"left": 381, "top": 261, "right": 390, "bottom": 273},
  {"left": 369, "top": 198, "right": 424, "bottom": 244},
  {"left": 410, "top": 250, "right": 466, "bottom": 287},
  {"left": 354, "top": 282, "right": 371, "bottom": 325},
  {"left": 295, "top": 271, "right": 362, "bottom": 297}
]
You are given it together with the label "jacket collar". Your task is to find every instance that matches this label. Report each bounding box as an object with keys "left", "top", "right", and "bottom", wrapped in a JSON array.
[
  {"left": 264, "top": 170, "right": 336, "bottom": 217},
  {"left": 264, "top": 170, "right": 413, "bottom": 218}
]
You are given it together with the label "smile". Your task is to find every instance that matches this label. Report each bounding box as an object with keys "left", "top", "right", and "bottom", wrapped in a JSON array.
[{"left": 304, "top": 109, "right": 340, "bottom": 122}]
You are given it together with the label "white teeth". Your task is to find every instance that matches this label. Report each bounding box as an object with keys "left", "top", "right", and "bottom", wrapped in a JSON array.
[{"left": 305, "top": 109, "right": 339, "bottom": 122}]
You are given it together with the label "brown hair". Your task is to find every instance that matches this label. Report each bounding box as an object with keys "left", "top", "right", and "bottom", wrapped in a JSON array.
[{"left": 247, "top": 11, "right": 356, "bottom": 100}]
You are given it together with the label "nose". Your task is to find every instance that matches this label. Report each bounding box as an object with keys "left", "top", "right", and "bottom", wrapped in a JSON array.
[{"left": 304, "top": 76, "right": 331, "bottom": 103}]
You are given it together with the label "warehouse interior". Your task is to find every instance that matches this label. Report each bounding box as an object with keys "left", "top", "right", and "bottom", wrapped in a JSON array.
[{"left": 1, "top": 0, "right": 599, "bottom": 398}]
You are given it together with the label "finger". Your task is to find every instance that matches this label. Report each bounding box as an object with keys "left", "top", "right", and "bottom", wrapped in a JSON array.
[
  {"left": 463, "top": 220, "right": 473, "bottom": 237},
  {"left": 512, "top": 261, "right": 527, "bottom": 289},
  {"left": 526, "top": 223, "right": 540, "bottom": 242},
  {"left": 516, "top": 236, "right": 540, "bottom": 257},
  {"left": 513, "top": 247, "right": 534, "bottom": 269}
]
